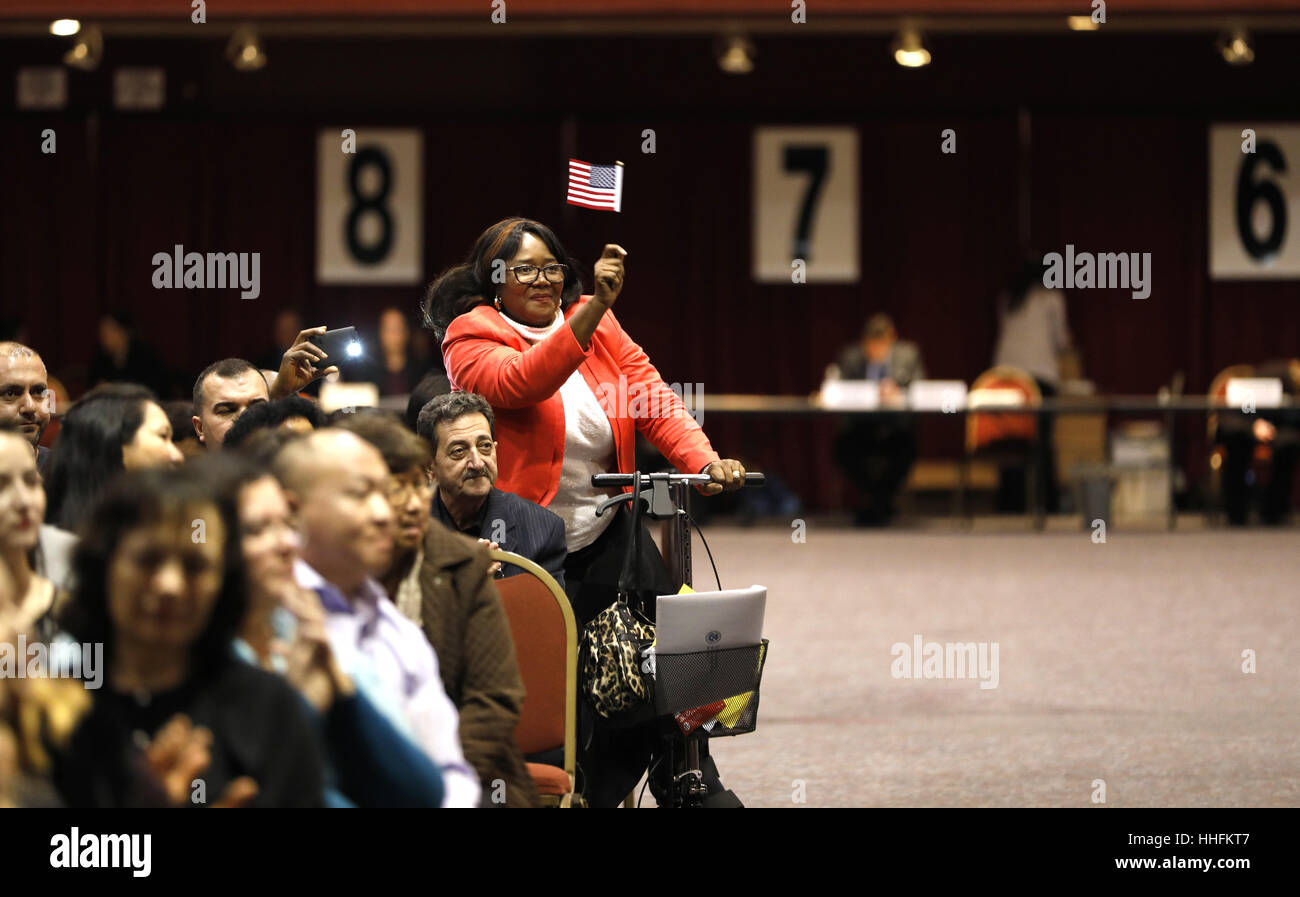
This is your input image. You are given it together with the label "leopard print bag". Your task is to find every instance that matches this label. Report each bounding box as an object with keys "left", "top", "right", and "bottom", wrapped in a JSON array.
[{"left": 579, "top": 598, "right": 656, "bottom": 718}]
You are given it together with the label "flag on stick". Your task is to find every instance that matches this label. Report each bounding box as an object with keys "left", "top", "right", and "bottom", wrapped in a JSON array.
[{"left": 567, "top": 158, "right": 623, "bottom": 212}]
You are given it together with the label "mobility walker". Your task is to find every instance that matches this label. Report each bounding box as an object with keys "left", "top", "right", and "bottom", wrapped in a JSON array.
[{"left": 592, "top": 470, "right": 769, "bottom": 808}]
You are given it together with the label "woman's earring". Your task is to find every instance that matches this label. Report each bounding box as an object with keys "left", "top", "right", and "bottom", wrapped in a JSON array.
[{"left": 494, "top": 295, "right": 502, "bottom": 310}]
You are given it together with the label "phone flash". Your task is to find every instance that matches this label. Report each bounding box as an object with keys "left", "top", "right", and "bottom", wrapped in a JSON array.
[{"left": 346, "top": 340, "right": 363, "bottom": 358}]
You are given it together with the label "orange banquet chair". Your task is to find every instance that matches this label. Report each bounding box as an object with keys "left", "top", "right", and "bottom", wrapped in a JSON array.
[
  {"left": 963, "top": 365, "right": 1044, "bottom": 527},
  {"left": 1206, "top": 363, "right": 1282, "bottom": 523},
  {"left": 489, "top": 549, "right": 583, "bottom": 808}
]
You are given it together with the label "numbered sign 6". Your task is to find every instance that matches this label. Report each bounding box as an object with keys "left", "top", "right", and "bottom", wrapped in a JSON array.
[
  {"left": 317, "top": 128, "right": 423, "bottom": 284},
  {"left": 753, "top": 126, "right": 859, "bottom": 283},
  {"left": 1210, "top": 124, "right": 1300, "bottom": 278}
]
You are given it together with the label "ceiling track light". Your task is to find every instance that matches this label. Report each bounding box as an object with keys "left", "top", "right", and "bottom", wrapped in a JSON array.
[
  {"left": 1218, "top": 29, "right": 1255, "bottom": 65},
  {"left": 716, "top": 34, "right": 755, "bottom": 75},
  {"left": 227, "top": 25, "right": 268, "bottom": 72},
  {"left": 50, "top": 18, "right": 80, "bottom": 37},
  {"left": 63, "top": 25, "right": 102, "bottom": 71},
  {"left": 892, "top": 28, "right": 930, "bottom": 68}
]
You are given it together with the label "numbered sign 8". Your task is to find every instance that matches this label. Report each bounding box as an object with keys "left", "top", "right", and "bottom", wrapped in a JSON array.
[
  {"left": 1209, "top": 124, "right": 1300, "bottom": 278},
  {"left": 753, "top": 126, "right": 859, "bottom": 283},
  {"left": 316, "top": 128, "right": 423, "bottom": 284}
]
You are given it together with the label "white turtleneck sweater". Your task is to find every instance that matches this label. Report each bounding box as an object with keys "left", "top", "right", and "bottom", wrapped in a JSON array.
[{"left": 496, "top": 308, "right": 618, "bottom": 551}]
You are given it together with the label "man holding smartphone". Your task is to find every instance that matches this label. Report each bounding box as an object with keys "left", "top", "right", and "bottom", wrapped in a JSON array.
[{"left": 192, "top": 325, "right": 343, "bottom": 449}]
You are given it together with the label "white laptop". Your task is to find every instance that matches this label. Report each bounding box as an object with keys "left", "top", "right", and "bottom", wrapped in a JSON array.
[{"left": 655, "top": 585, "right": 766, "bottom": 654}]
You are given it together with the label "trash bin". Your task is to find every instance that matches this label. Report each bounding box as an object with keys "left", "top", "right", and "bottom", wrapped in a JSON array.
[{"left": 1074, "top": 463, "right": 1116, "bottom": 529}]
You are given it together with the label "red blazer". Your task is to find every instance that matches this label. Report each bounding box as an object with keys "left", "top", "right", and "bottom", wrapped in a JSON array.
[{"left": 442, "top": 297, "right": 720, "bottom": 507}]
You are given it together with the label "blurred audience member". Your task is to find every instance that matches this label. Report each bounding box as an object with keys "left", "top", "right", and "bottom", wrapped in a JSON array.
[
  {"left": 360, "top": 308, "right": 430, "bottom": 396},
  {"left": 417, "top": 392, "right": 566, "bottom": 586},
  {"left": 992, "top": 261, "right": 1073, "bottom": 513},
  {"left": 87, "top": 312, "right": 172, "bottom": 398},
  {"left": 202, "top": 453, "right": 446, "bottom": 807},
  {"left": 258, "top": 310, "right": 304, "bottom": 373},
  {"left": 45, "top": 384, "right": 183, "bottom": 530},
  {"left": 0, "top": 342, "right": 52, "bottom": 472},
  {"left": 832, "top": 313, "right": 925, "bottom": 526},
  {"left": 0, "top": 429, "right": 57, "bottom": 640},
  {"left": 1217, "top": 358, "right": 1300, "bottom": 526},
  {"left": 405, "top": 369, "right": 451, "bottom": 433},
  {"left": 223, "top": 396, "right": 325, "bottom": 450},
  {"left": 335, "top": 411, "right": 538, "bottom": 806},
  {"left": 162, "top": 400, "right": 204, "bottom": 460},
  {"left": 53, "top": 466, "right": 327, "bottom": 807},
  {"left": 273, "top": 429, "right": 479, "bottom": 806}
]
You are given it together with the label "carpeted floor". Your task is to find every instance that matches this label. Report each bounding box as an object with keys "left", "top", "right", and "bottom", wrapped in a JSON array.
[{"left": 637, "top": 523, "right": 1300, "bottom": 807}]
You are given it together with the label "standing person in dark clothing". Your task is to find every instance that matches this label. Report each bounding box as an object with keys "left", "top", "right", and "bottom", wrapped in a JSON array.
[{"left": 831, "top": 313, "right": 926, "bottom": 526}]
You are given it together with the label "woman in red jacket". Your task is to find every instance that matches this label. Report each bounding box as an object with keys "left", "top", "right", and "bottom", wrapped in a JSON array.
[{"left": 424, "top": 216, "right": 747, "bottom": 806}]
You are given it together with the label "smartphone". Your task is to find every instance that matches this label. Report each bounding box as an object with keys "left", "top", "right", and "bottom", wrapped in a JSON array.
[{"left": 315, "top": 326, "right": 364, "bottom": 367}]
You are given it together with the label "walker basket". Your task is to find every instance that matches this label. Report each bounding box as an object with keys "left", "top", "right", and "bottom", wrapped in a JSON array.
[{"left": 652, "top": 640, "right": 769, "bottom": 737}]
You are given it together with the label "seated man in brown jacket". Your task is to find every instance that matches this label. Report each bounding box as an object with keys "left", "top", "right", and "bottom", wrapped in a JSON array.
[{"left": 335, "top": 411, "right": 539, "bottom": 807}]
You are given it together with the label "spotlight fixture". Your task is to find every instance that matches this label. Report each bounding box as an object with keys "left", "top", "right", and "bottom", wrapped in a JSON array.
[
  {"left": 227, "top": 26, "right": 267, "bottom": 72},
  {"left": 1066, "top": 16, "right": 1099, "bottom": 32},
  {"left": 717, "top": 35, "right": 755, "bottom": 75},
  {"left": 50, "top": 18, "right": 80, "bottom": 36},
  {"left": 63, "top": 26, "right": 102, "bottom": 71},
  {"left": 1218, "top": 29, "right": 1255, "bottom": 65},
  {"left": 892, "top": 29, "right": 931, "bottom": 68}
]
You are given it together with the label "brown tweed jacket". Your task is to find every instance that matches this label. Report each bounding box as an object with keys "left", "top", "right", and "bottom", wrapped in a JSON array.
[{"left": 407, "top": 519, "right": 540, "bottom": 808}]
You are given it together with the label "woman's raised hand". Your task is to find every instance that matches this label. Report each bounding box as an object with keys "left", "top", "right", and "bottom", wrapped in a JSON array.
[{"left": 592, "top": 244, "right": 627, "bottom": 307}]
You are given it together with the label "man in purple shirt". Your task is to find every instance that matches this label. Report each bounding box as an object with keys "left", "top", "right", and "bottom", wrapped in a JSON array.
[{"left": 274, "top": 429, "right": 480, "bottom": 807}]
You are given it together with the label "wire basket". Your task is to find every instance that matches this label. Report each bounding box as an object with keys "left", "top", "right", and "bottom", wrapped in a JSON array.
[{"left": 652, "top": 640, "right": 769, "bottom": 737}]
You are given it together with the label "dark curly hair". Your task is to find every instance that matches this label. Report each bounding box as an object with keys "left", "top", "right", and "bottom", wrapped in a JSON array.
[
  {"left": 420, "top": 217, "right": 585, "bottom": 345},
  {"left": 222, "top": 395, "right": 325, "bottom": 450},
  {"left": 59, "top": 464, "right": 248, "bottom": 683}
]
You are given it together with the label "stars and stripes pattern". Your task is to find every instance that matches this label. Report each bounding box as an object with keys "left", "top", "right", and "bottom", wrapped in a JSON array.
[{"left": 566, "top": 158, "right": 623, "bottom": 212}]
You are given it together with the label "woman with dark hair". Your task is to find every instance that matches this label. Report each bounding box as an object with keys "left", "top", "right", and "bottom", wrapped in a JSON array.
[
  {"left": 52, "top": 465, "right": 326, "bottom": 807},
  {"left": 426, "top": 216, "right": 747, "bottom": 807},
  {"left": 44, "top": 383, "right": 183, "bottom": 530}
]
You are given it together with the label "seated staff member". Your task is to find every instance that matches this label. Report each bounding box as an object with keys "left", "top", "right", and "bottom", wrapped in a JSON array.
[
  {"left": 426, "top": 217, "right": 747, "bottom": 808},
  {"left": 416, "top": 391, "right": 567, "bottom": 588}
]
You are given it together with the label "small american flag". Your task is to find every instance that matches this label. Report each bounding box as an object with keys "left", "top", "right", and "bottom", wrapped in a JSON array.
[{"left": 566, "top": 158, "right": 623, "bottom": 212}]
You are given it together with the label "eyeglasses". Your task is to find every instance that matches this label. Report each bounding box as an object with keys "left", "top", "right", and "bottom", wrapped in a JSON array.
[
  {"left": 508, "top": 264, "right": 568, "bottom": 285},
  {"left": 386, "top": 475, "right": 434, "bottom": 503}
]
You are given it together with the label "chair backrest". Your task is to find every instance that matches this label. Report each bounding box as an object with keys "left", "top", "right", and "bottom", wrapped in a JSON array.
[
  {"left": 1207, "top": 363, "right": 1253, "bottom": 440},
  {"left": 966, "top": 365, "right": 1042, "bottom": 453},
  {"left": 490, "top": 550, "right": 576, "bottom": 772}
]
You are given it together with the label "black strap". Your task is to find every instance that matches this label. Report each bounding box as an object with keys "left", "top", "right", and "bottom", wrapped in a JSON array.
[{"left": 615, "top": 471, "right": 642, "bottom": 602}]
